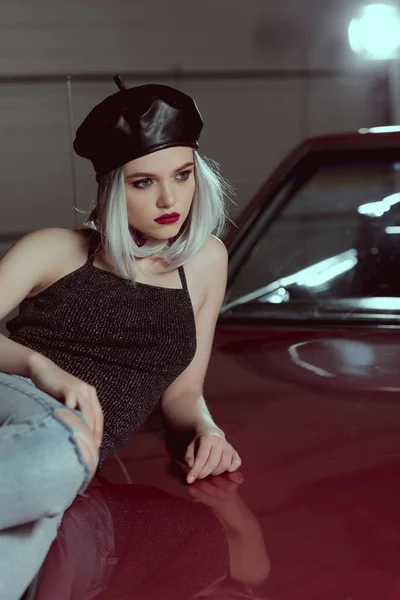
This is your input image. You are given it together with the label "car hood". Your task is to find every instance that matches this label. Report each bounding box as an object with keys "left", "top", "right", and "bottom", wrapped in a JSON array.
[{"left": 201, "top": 325, "right": 400, "bottom": 599}]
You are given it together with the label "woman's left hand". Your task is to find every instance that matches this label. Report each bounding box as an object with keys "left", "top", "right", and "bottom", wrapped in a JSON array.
[{"left": 185, "top": 429, "right": 242, "bottom": 484}]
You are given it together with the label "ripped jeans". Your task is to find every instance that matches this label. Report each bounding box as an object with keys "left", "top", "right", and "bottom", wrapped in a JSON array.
[{"left": 0, "top": 371, "right": 95, "bottom": 600}]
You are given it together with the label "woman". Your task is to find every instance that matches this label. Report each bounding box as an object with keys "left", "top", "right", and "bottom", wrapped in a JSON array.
[{"left": 0, "top": 77, "right": 241, "bottom": 600}]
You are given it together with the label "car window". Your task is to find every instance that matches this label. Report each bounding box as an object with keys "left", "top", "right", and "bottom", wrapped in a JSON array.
[{"left": 224, "top": 157, "right": 400, "bottom": 321}]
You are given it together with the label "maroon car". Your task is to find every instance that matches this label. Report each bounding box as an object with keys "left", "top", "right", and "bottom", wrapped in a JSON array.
[
  {"left": 208, "top": 126, "right": 400, "bottom": 600},
  {"left": 34, "top": 128, "right": 400, "bottom": 600}
]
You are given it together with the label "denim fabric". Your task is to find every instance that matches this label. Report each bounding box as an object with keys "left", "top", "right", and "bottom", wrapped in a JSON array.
[{"left": 0, "top": 371, "right": 92, "bottom": 600}]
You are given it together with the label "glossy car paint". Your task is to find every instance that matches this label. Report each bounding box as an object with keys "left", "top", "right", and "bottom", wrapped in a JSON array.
[
  {"left": 205, "top": 324, "right": 400, "bottom": 599},
  {"left": 34, "top": 129, "right": 400, "bottom": 600},
  {"left": 209, "top": 128, "right": 400, "bottom": 599}
]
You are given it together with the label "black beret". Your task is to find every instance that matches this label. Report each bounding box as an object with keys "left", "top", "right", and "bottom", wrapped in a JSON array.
[{"left": 73, "top": 77, "right": 203, "bottom": 181}]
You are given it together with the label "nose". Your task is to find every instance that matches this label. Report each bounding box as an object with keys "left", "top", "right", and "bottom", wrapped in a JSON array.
[{"left": 157, "top": 183, "right": 176, "bottom": 208}]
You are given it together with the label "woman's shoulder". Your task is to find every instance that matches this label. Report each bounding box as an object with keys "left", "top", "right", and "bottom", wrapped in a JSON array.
[
  {"left": 16, "top": 226, "right": 89, "bottom": 248},
  {"left": 20, "top": 227, "right": 92, "bottom": 297},
  {"left": 0, "top": 227, "right": 94, "bottom": 304},
  {"left": 183, "top": 235, "right": 227, "bottom": 311},
  {"left": 189, "top": 234, "right": 228, "bottom": 271},
  {"left": 204, "top": 234, "right": 227, "bottom": 254},
  {"left": 1, "top": 227, "right": 88, "bottom": 264},
  {"left": 36, "top": 227, "right": 91, "bottom": 260}
]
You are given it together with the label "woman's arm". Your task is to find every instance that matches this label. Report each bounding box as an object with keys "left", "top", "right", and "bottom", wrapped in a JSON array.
[
  {"left": 0, "top": 228, "right": 67, "bottom": 375},
  {"left": 0, "top": 229, "right": 104, "bottom": 443},
  {"left": 160, "top": 235, "right": 227, "bottom": 433},
  {"left": 160, "top": 391, "right": 223, "bottom": 436},
  {"left": 0, "top": 333, "right": 40, "bottom": 376},
  {"left": 161, "top": 236, "right": 241, "bottom": 482}
]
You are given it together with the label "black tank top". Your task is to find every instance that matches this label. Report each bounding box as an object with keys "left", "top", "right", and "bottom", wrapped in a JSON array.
[{"left": 7, "top": 229, "right": 197, "bottom": 465}]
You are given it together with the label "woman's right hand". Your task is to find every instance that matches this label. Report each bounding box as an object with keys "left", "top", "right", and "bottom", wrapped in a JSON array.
[{"left": 27, "top": 354, "right": 104, "bottom": 447}]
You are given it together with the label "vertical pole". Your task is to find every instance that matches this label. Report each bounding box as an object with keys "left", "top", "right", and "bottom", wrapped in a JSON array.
[
  {"left": 298, "top": 75, "right": 310, "bottom": 142},
  {"left": 389, "top": 58, "right": 400, "bottom": 125},
  {"left": 383, "top": 60, "right": 393, "bottom": 125},
  {"left": 65, "top": 75, "right": 79, "bottom": 229}
]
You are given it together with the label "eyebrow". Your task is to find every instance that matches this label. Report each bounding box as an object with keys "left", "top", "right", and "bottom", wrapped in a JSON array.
[{"left": 125, "top": 161, "right": 195, "bottom": 179}]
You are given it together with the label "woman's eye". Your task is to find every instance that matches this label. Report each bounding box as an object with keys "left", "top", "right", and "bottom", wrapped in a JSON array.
[
  {"left": 133, "top": 178, "right": 152, "bottom": 189},
  {"left": 176, "top": 170, "right": 192, "bottom": 181}
]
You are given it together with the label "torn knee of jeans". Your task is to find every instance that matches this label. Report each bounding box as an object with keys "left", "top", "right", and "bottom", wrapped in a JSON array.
[{"left": 54, "top": 409, "right": 99, "bottom": 475}]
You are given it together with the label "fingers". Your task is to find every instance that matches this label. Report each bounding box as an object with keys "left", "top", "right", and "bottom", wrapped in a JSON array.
[
  {"left": 78, "top": 389, "right": 96, "bottom": 434},
  {"left": 198, "top": 445, "right": 224, "bottom": 479},
  {"left": 184, "top": 441, "right": 195, "bottom": 469},
  {"left": 65, "top": 392, "right": 77, "bottom": 410},
  {"left": 199, "top": 444, "right": 241, "bottom": 478},
  {"left": 186, "top": 434, "right": 242, "bottom": 483},
  {"left": 188, "top": 441, "right": 226, "bottom": 483},
  {"left": 64, "top": 385, "right": 103, "bottom": 447},
  {"left": 186, "top": 439, "right": 212, "bottom": 483},
  {"left": 227, "top": 451, "right": 242, "bottom": 473},
  {"left": 211, "top": 449, "right": 235, "bottom": 476}
]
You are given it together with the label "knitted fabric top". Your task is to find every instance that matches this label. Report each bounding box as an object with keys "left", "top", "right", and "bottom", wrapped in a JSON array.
[{"left": 6, "top": 229, "right": 197, "bottom": 465}]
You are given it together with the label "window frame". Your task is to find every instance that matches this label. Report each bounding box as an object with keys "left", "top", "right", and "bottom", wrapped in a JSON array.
[{"left": 222, "top": 148, "right": 400, "bottom": 328}]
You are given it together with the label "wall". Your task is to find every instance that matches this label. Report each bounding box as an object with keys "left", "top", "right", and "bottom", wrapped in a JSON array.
[
  {"left": 0, "top": 0, "right": 384, "bottom": 331},
  {"left": 0, "top": 72, "right": 376, "bottom": 243}
]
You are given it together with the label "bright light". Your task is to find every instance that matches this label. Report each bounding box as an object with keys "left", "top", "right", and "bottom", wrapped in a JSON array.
[
  {"left": 349, "top": 4, "right": 400, "bottom": 60},
  {"left": 385, "top": 226, "right": 400, "bottom": 234},
  {"left": 221, "top": 250, "right": 359, "bottom": 312},
  {"left": 359, "top": 126, "right": 400, "bottom": 133},
  {"left": 261, "top": 287, "right": 290, "bottom": 304},
  {"left": 296, "top": 255, "right": 358, "bottom": 288},
  {"left": 358, "top": 192, "right": 400, "bottom": 216}
]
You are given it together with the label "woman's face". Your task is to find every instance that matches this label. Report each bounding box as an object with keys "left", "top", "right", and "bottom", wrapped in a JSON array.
[{"left": 124, "top": 146, "right": 196, "bottom": 240}]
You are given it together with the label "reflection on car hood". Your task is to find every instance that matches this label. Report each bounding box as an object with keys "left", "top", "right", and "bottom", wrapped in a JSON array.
[{"left": 202, "top": 325, "right": 400, "bottom": 599}]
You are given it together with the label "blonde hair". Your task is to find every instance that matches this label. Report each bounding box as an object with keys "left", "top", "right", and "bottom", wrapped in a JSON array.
[{"left": 82, "top": 151, "right": 232, "bottom": 282}]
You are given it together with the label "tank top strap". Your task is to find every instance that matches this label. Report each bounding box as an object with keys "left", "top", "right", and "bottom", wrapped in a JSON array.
[
  {"left": 178, "top": 265, "right": 189, "bottom": 294},
  {"left": 86, "top": 229, "right": 101, "bottom": 265}
]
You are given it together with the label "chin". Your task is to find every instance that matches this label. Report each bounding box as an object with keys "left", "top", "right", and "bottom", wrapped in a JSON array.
[
  {"left": 141, "top": 234, "right": 172, "bottom": 245},
  {"left": 151, "top": 235, "right": 172, "bottom": 242},
  {"left": 150, "top": 224, "right": 183, "bottom": 241}
]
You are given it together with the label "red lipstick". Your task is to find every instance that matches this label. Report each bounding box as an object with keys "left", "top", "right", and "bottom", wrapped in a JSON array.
[{"left": 154, "top": 212, "right": 180, "bottom": 224}]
